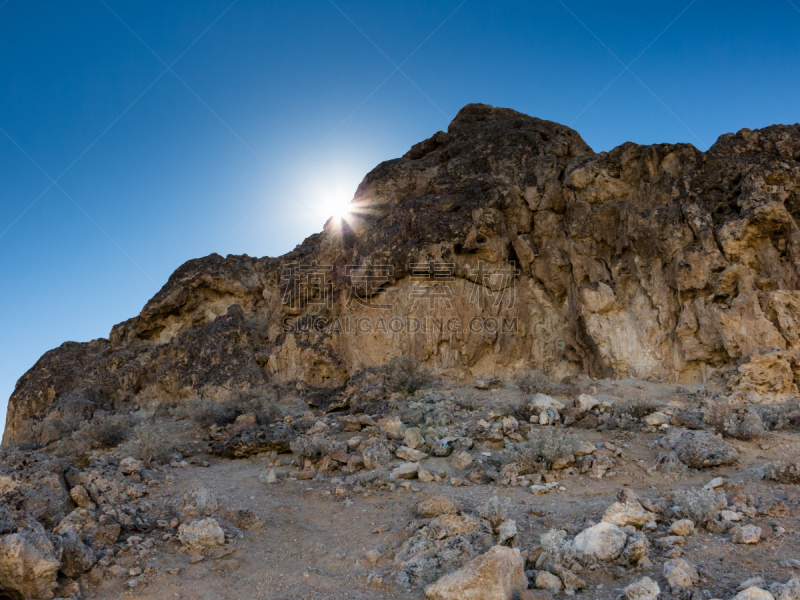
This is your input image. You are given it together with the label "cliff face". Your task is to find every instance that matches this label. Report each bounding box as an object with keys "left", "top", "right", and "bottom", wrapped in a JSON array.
[{"left": 5, "top": 104, "right": 800, "bottom": 444}]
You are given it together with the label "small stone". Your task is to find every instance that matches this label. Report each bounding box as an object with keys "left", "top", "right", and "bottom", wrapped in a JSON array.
[
  {"left": 417, "top": 496, "right": 461, "bottom": 517},
  {"left": 177, "top": 518, "right": 225, "bottom": 554},
  {"left": 378, "top": 416, "right": 406, "bottom": 440},
  {"left": 536, "top": 571, "right": 563, "bottom": 592},
  {"left": 602, "top": 501, "right": 657, "bottom": 528},
  {"left": 424, "top": 546, "right": 527, "bottom": 600},
  {"left": 669, "top": 519, "right": 695, "bottom": 537},
  {"left": 497, "top": 519, "right": 517, "bottom": 544},
  {"left": 404, "top": 427, "right": 425, "bottom": 449},
  {"left": 119, "top": 457, "right": 144, "bottom": 474},
  {"left": 451, "top": 451, "right": 473, "bottom": 471},
  {"left": 663, "top": 558, "right": 699, "bottom": 590},
  {"left": 643, "top": 412, "right": 670, "bottom": 426},
  {"left": 704, "top": 477, "right": 725, "bottom": 489},
  {"left": 576, "top": 394, "right": 599, "bottom": 412},
  {"left": 391, "top": 463, "right": 419, "bottom": 480},
  {"left": 732, "top": 524, "right": 761, "bottom": 544},
  {"left": 365, "top": 549, "right": 381, "bottom": 564},
  {"left": 396, "top": 446, "right": 428, "bottom": 462},
  {"left": 734, "top": 588, "right": 775, "bottom": 600},
  {"left": 70, "top": 484, "right": 94, "bottom": 509},
  {"left": 624, "top": 577, "right": 660, "bottom": 600}
]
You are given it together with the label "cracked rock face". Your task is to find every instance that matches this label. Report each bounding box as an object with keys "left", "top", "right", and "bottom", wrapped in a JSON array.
[{"left": 5, "top": 103, "right": 800, "bottom": 444}]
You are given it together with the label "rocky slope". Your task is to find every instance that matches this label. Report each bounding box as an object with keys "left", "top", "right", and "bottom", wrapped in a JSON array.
[{"left": 4, "top": 103, "right": 800, "bottom": 445}]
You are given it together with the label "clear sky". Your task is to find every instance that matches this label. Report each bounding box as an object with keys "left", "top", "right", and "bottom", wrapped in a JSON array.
[{"left": 1, "top": 0, "right": 799, "bottom": 433}]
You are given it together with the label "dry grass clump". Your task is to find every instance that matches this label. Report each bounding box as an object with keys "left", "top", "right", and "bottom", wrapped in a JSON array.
[
  {"left": 182, "top": 395, "right": 281, "bottom": 428},
  {"left": 505, "top": 428, "right": 578, "bottom": 473},
  {"left": 34, "top": 412, "right": 85, "bottom": 445},
  {"left": 82, "top": 414, "right": 128, "bottom": 448},
  {"left": 133, "top": 425, "right": 176, "bottom": 465},
  {"left": 383, "top": 357, "right": 433, "bottom": 395},
  {"left": 706, "top": 403, "right": 764, "bottom": 440},
  {"left": 513, "top": 370, "right": 555, "bottom": 395},
  {"left": 289, "top": 435, "right": 339, "bottom": 459},
  {"left": 669, "top": 488, "right": 727, "bottom": 524}
]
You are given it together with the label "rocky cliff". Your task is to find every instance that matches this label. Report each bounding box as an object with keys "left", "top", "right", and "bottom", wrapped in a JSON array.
[{"left": 4, "top": 103, "right": 800, "bottom": 444}]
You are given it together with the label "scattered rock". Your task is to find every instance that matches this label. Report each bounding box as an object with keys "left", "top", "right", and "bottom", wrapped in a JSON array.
[
  {"left": 424, "top": 545, "right": 527, "bottom": 600},
  {"left": 663, "top": 558, "right": 699, "bottom": 590},
  {"left": 732, "top": 524, "right": 762, "bottom": 544},
  {"left": 669, "top": 519, "right": 695, "bottom": 536},
  {"left": 451, "top": 451, "right": 473, "bottom": 471},
  {"left": 624, "top": 576, "right": 660, "bottom": 600},
  {"left": 0, "top": 521, "right": 61, "bottom": 600},
  {"left": 417, "top": 496, "right": 461, "bottom": 518},
  {"left": 178, "top": 518, "right": 225, "bottom": 554},
  {"left": 573, "top": 522, "right": 627, "bottom": 561}
]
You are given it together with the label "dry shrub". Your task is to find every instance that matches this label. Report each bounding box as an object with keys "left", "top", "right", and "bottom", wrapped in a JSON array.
[
  {"left": 182, "top": 395, "right": 281, "bottom": 428},
  {"left": 34, "top": 412, "right": 85, "bottom": 445},
  {"left": 82, "top": 414, "right": 128, "bottom": 448},
  {"left": 513, "top": 370, "right": 555, "bottom": 395},
  {"left": 477, "top": 495, "right": 509, "bottom": 528},
  {"left": 134, "top": 425, "right": 176, "bottom": 465},
  {"left": 505, "top": 428, "right": 578, "bottom": 473},
  {"left": 706, "top": 403, "right": 764, "bottom": 440},
  {"left": 383, "top": 357, "right": 433, "bottom": 395}
]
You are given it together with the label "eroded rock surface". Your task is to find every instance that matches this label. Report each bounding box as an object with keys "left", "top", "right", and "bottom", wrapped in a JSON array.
[{"left": 5, "top": 104, "right": 800, "bottom": 445}]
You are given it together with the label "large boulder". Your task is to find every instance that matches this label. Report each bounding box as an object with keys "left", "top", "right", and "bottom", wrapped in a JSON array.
[
  {"left": 424, "top": 545, "right": 527, "bottom": 600},
  {"left": 0, "top": 452, "right": 71, "bottom": 531},
  {"left": 57, "top": 530, "right": 95, "bottom": 577},
  {"left": 0, "top": 521, "right": 61, "bottom": 600},
  {"left": 573, "top": 522, "right": 627, "bottom": 561},
  {"left": 673, "top": 431, "right": 738, "bottom": 469},
  {"left": 663, "top": 558, "right": 699, "bottom": 590}
]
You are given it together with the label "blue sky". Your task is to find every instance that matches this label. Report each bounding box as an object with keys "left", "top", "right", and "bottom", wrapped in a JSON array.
[{"left": 1, "top": 0, "right": 799, "bottom": 433}]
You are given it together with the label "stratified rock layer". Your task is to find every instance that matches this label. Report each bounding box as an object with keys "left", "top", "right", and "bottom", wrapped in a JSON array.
[{"left": 5, "top": 104, "right": 800, "bottom": 444}]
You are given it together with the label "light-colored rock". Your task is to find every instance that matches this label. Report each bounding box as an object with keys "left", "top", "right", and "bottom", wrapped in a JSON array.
[
  {"left": 391, "top": 463, "right": 419, "bottom": 480},
  {"left": 417, "top": 496, "right": 461, "bottom": 518},
  {"left": 574, "top": 441, "right": 596, "bottom": 456},
  {"left": 643, "top": 411, "right": 670, "bottom": 426},
  {"left": 624, "top": 576, "right": 660, "bottom": 600},
  {"left": 720, "top": 510, "right": 743, "bottom": 522},
  {"left": 118, "top": 457, "right": 144, "bottom": 475},
  {"left": 538, "top": 407, "right": 560, "bottom": 426},
  {"left": 774, "top": 577, "right": 800, "bottom": 600},
  {"left": 362, "top": 439, "right": 392, "bottom": 470},
  {"left": 404, "top": 427, "right": 425, "bottom": 450},
  {"left": 602, "top": 501, "right": 657, "bottom": 528},
  {"left": 669, "top": 519, "right": 695, "bottom": 536},
  {"left": 734, "top": 588, "right": 775, "bottom": 600},
  {"left": 0, "top": 523, "right": 61, "bottom": 600},
  {"left": 378, "top": 416, "right": 406, "bottom": 440},
  {"left": 451, "top": 451, "right": 473, "bottom": 471},
  {"left": 178, "top": 518, "right": 225, "bottom": 554},
  {"left": 530, "top": 394, "right": 565, "bottom": 414},
  {"left": 396, "top": 446, "right": 428, "bottom": 462},
  {"left": 535, "top": 571, "right": 563, "bottom": 592},
  {"left": 573, "top": 522, "right": 627, "bottom": 561},
  {"left": 497, "top": 519, "right": 517, "bottom": 544},
  {"left": 663, "top": 558, "right": 699, "bottom": 590},
  {"left": 576, "top": 394, "right": 599, "bottom": 412},
  {"left": 732, "top": 524, "right": 762, "bottom": 544},
  {"left": 424, "top": 545, "right": 527, "bottom": 600},
  {"left": 704, "top": 477, "right": 725, "bottom": 489},
  {"left": 69, "top": 485, "right": 93, "bottom": 509}
]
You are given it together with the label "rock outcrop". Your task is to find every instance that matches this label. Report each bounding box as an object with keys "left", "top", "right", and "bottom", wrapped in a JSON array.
[{"left": 5, "top": 104, "right": 800, "bottom": 444}]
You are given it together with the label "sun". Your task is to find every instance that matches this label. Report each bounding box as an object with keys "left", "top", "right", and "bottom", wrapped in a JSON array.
[{"left": 329, "top": 195, "right": 354, "bottom": 221}]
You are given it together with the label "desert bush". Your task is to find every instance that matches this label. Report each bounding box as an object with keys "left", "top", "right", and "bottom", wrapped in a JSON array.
[
  {"left": 669, "top": 488, "right": 728, "bottom": 524},
  {"left": 706, "top": 403, "right": 764, "bottom": 440},
  {"left": 289, "top": 434, "right": 340, "bottom": 459},
  {"left": 764, "top": 460, "right": 800, "bottom": 483},
  {"left": 383, "top": 357, "right": 433, "bottom": 395},
  {"left": 183, "top": 399, "right": 240, "bottom": 427},
  {"left": 82, "top": 414, "right": 128, "bottom": 449},
  {"left": 505, "top": 428, "right": 578, "bottom": 473},
  {"left": 133, "top": 425, "right": 176, "bottom": 465},
  {"left": 513, "top": 370, "right": 555, "bottom": 395},
  {"left": 240, "top": 395, "right": 282, "bottom": 425},
  {"left": 34, "top": 412, "right": 85, "bottom": 445}
]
